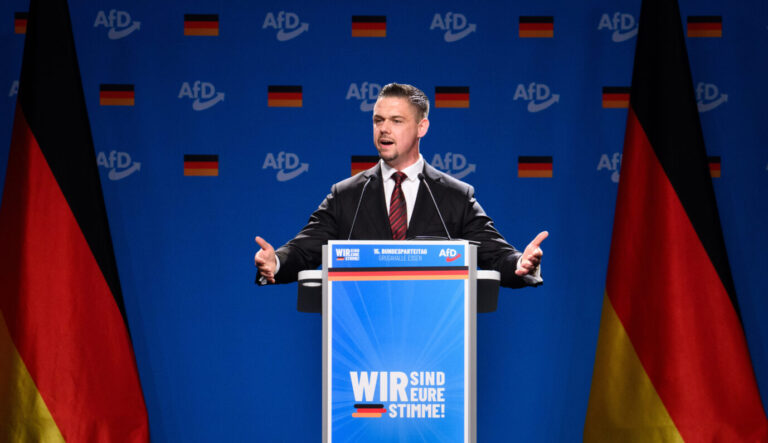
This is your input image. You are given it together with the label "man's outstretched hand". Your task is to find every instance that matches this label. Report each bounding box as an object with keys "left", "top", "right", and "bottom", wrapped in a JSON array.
[
  {"left": 254, "top": 236, "right": 277, "bottom": 284},
  {"left": 515, "top": 231, "right": 548, "bottom": 276}
]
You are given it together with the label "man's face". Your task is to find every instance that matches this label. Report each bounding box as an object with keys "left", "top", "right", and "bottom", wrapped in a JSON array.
[{"left": 372, "top": 96, "right": 429, "bottom": 170}]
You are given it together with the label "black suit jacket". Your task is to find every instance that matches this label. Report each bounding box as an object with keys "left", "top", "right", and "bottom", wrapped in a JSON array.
[{"left": 272, "top": 163, "right": 541, "bottom": 288}]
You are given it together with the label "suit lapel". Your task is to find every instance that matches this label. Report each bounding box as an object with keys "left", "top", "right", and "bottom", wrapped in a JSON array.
[
  {"left": 359, "top": 164, "right": 392, "bottom": 239},
  {"left": 407, "top": 163, "right": 445, "bottom": 238}
]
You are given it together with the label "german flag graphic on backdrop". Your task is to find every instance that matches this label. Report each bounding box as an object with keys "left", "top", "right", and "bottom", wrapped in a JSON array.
[
  {"left": 584, "top": 0, "right": 768, "bottom": 441},
  {"left": 0, "top": 0, "right": 149, "bottom": 441}
]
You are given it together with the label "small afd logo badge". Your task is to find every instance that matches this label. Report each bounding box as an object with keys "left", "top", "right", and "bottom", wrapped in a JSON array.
[{"left": 439, "top": 248, "right": 461, "bottom": 262}]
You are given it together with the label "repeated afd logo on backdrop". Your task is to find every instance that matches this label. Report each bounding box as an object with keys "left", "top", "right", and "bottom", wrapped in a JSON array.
[
  {"left": 429, "top": 153, "right": 476, "bottom": 179},
  {"left": 597, "top": 153, "right": 622, "bottom": 183},
  {"left": 97, "top": 151, "right": 141, "bottom": 181},
  {"left": 346, "top": 82, "right": 381, "bottom": 112},
  {"left": 8, "top": 81, "right": 19, "bottom": 97},
  {"left": 178, "top": 81, "right": 225, "bottom": 110},
  {"left": 597, "top": 12, "right": 637, "bottom": 42},
  {"left": 262, "top": 11, "right": 308, "bottom": 41},
  {"left": 696, "top": 83, "right": 727, "bottom": 112},
  {"left": 263, "top": 152, "right": 308, "bottom": 181},
  {"left": 429, "top": 12, "right": 476, "bottom": 42},
  {"left": 513, "top": 83, "right": 559, "bottom": 112},
  {"left": 94, "top": 10, "right": 140, "bottom": 39}
]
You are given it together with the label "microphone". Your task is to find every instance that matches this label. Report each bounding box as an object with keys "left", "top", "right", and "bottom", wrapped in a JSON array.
[
  {"left": 417, "top": 173, "right": 452, "bottom": 240},
  {"left": 347, "top": 175, "right": 376, "bottom": 240}
]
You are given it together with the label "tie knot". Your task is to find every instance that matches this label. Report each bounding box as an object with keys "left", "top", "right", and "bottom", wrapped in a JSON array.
[{"left": 392, "top": 171, "right": 407, "bottom": 185}]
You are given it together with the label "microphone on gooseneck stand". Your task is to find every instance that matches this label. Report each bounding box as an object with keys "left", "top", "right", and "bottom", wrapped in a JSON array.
[
  {"left": 417, "top": 173, "right": 452, "bottom": 240},
  {"left": 347, "top": 175, "right": 376, "bottom": 240}
]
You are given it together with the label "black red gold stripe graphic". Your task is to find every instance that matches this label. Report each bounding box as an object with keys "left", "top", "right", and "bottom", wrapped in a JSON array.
[
  {"left": 14, "top": 12, "right": 28, "bottom": 34},
  {"left": 268, "top": 85, "right": 302, "bottom": 107},
  {"left": 351, "top": 155, "right": 379, "bottom": 176},
  {"left": 353, "top": 403, "right": 387, "bottom": 418},
  {"left": 184, "top": 154, "right": 219, "bottom": 176},
  {"left": 184, "top": 14, "right": 219, "bottom": 36},
  {"left": 602, "top": 87, "right": 630, "bottom": 108},
  {"left": 708, "top": 156, "right": 721, "bottom": 178},
  {"left": 435, "top": 86, "right": 469, "bottom": 108},
  {"left": 99, "top": 84, "right": 134, "bottom": 106},
  {"left": 519, "top": 16, "right": 554, "bottom": 38},
  {"left": 329, "top": 266, "right": 468, "bottom": 281},
  {"left": 687, "top": 16, "right": 722, "bottom": 38},
  {"left": 518, "top": 156, "right": 553, "bottom": 178},
  {"left": 352, "top": 15, "right": 386, "bottom": 37}
]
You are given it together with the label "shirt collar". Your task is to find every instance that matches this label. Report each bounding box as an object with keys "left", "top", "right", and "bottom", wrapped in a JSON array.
[{"left": 380, "top": 154, "right": 424, "bottom": 183}]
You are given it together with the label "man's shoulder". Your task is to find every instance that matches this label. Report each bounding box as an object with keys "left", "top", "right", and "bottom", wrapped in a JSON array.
[{"left": 423, "top": 163, "right": 473, "bottom": 195}]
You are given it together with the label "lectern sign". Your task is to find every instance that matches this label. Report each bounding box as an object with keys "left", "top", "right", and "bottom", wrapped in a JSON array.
[{"left": 324, "top": 240, "right": 474, "bottom": 442}]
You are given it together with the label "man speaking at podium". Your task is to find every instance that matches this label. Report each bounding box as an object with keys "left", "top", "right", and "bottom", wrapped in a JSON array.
[{"left": 254, "top": 83, "right": 547, "bottom": 288}]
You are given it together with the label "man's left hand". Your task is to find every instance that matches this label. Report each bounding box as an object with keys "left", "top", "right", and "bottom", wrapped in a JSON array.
[{"left": 515, "top": 231, "right": 548, "bottom": 276}]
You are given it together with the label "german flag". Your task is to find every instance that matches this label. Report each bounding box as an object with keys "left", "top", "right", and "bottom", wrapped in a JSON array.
[
  {"left": 351, "top": 155, "right": 379, "bottom": 176},
  {"left": 99, "top": 84, "right": 134, "bottom": 106},
  {"left": 434, "top": 86, "right": 469, "bottom": 108},
  {"left": 268, "top": 85, "right": 302, "bottom": 107},
  {"left": 602, "top": 87, "right": 630, "bottom": 108},
  {"left": 352, "top": 15, "right": 386, "bottom": 37},
  {"left": 518, "top": 156, "right": 553, "bottom": 178},
  {"left": 352, "top": 404, "right": 387, "bottom": 418},
  {"left": 519, "top": 16, "right": 554, "bottom": 38},
  {"left": 184, "top": 14, "right": 219, "bottom": 36},
  {"left": 14, "top": 12, "right": 27, "bottom": 34},
  {"left": 184, "top": 154, "right": 219, "bottom": 176},
  {"left": 708, "top": 156, "right": 721, "bottom": 178},
  {"left": 329, "top": 267, "right": 468, "bottom": 282},
  {"left": 584, "top": 1, "right": 767, "bottom": 441},
  {"left": 0, "top": 0, "right": 149, "bottom": 441},
  {"left": 687, "top": 16, "right": 722, "bottom": 38}
]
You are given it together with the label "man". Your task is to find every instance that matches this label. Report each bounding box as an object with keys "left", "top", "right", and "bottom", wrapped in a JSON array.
[{"left": 255, "top": 83, "right": 547, "bottom": 287}]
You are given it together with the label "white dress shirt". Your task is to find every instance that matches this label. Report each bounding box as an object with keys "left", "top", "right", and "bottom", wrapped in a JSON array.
[{"left": 379, "top": 155, "right": 425, "bottom": 226}]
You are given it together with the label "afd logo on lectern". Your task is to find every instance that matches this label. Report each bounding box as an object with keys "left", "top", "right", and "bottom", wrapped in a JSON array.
[
  {"left": 262, "top": 152, "right": 309, "bottom": 181},
  {"left": 94, "top": 10, "right": 141, "bottom": 40},
  {"left": 350, "top": 371, "right": 447, "bottom": 419}
]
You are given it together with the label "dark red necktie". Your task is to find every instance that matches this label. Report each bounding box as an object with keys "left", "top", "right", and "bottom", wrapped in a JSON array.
[{"left": 389, "top": 172, "right": 408, "bottom": 240}]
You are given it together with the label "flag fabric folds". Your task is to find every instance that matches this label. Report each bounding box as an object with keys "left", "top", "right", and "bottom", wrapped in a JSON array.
[
  {"left": 0, "top": 0, "right": 149, "bottom": 441},
  {"left": 584, "top": 0, "right": 768, "bottom": 441}
]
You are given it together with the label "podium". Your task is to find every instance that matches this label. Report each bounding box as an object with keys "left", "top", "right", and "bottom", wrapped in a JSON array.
[{"left": 298, "top": 240, "right": 497, "bottom": 442}]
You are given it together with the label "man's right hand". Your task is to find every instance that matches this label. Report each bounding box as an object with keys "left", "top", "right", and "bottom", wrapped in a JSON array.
[{"left": 254, "top": 236, "right": 277, "bottom": 284}]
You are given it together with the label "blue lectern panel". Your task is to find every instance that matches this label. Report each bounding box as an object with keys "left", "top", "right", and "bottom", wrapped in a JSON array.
[{"left": 326, "top": 241, "right": 470, "bottom": 443}]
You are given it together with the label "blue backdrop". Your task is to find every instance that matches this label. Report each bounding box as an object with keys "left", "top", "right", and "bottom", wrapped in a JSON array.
[{"left": 1, "top": 1, "right": 766, "bottom": 441}]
